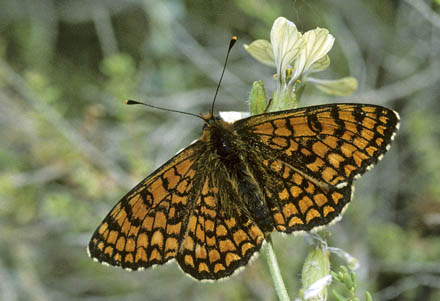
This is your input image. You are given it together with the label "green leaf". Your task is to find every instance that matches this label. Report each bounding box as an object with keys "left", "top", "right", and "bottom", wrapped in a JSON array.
[
  {"left": 301, "top": 245, "right": 331, "bottom": 300},
  {"left": 351, "top": 269, "right": 357, "bottom": 290},
  {"left": 249, "top": 80, "right": 268, "bottom": 115},
  {"left": 342, "top": 270, "right": 353, "bottom": 292},
  {"left": 333, "top": 289, "right": 349, "bottom": 301},
  {"left": 365, "top": 291, "right": 373, "bottom": 301}
]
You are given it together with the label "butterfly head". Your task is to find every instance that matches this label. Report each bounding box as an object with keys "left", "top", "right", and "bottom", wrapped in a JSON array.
[
  {"left": 200, "top": 111, "right": 222, "bottom": 126},
  {"left": 200, "top": 111, "right": 233, "bottom": 143}
]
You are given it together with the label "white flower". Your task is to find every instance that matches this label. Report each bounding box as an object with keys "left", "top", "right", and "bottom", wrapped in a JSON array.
[
  {"left": 301, "top": 28, "right": 334, "bottom": 75},
  {"left": 270, "top": 17, "right": 304, "bottom": 87},
  {"left": 244, "top": 17, "right": 357, "bottom": 97},
  {"left": 303, "top": 275, "right": 332, "bottom": 300}
]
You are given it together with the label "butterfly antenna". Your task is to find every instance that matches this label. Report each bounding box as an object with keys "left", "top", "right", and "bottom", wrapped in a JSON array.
[
  {"left": 210, "top": 36, "right": 237, "bottom": 115},
  {"left": 125, "top": 99, "right": 204, "bottom": 120}
]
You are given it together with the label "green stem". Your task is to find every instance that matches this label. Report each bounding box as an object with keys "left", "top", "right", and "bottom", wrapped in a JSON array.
[
  {"left": 248, "top": 81, "right": 291, "bottom": 300},
  {"left": 265, "top": 235, "right": 290, "bottom": 301}
]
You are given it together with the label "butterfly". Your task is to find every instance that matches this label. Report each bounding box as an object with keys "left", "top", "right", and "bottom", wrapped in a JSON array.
[{"left": 88, "top": 103, "right": 399, "bottom": 280}]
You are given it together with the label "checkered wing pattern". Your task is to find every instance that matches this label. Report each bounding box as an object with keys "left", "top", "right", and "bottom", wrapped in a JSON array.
[
  {"left": 236, "top": 103, "right": 399, "bottom": 188},
  {"left": 88, "top": 142, "right": 203, "bottom": 271},
  {"left": 88, "top": 141, "right": 265, "bottom": 280},
  {"left": 248, "top": 151, "right": 353, "bottom": 233},
  {"left": 177, "top": 175, "right": 264, "bottom": 280},
  {"left": 235, "top": 103, "right": 399, "bottom": 232}
]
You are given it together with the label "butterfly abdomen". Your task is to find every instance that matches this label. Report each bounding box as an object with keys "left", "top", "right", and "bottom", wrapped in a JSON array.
[{"left": 236, "top": 174, "right": 274, "bottom": 233}]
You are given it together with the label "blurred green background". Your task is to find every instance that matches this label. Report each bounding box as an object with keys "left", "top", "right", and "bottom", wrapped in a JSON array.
[{"left": 1, "top": 0, "right": 440, "bottom": 300}]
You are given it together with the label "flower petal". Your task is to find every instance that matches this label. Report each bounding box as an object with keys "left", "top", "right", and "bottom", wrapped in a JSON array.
[
  {"left": 270, "top": 17, "right": 303, "bottom": 82},
  {"left": 302, "top": 28, "right": 335, "bottom": 72},
  {"left": 307, "top": 55, "right": 330, "bottom": 74},
  {"left": 219, "top": 111, "right": 249, "bottom": 122},
  {"left": 290, "top": 48, "right": 307, "bottom": 84},
  {"left": 306, "top": 76, "right": 358, "bottom": 96},
  {"left": 244, "top": 40, "right": 275, "bottom": 66},
  {"left": 303, "top": 275, "right": 332, "bottom": 300}
]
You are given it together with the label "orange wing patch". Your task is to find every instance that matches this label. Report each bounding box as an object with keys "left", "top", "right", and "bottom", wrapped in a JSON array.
[
  {"left": 88, "top": 143, "right": 201, "bottom": 270},
  {"left": 177, "top": 177, "right": 264, "bottom": 280},
  {"left": 257, "top": 153, "right": 352, "bottom": 233},
  {"left": 236, "top": 103, "right": 400, "bottom": 188},
  {"left": 89, "top": 144, "right": 265, "bottom": 280}
]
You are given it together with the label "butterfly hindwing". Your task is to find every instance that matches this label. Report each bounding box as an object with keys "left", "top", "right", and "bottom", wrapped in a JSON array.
[
  {"left": 242, "top": 148, "right": 352, "bottom": 233},
  {"left": 177, "top": 175, "right": 265, "bottom": 280}
]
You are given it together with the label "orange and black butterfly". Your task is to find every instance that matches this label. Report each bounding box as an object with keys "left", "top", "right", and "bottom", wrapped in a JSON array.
[{"left": 88, "top": 102, "right": 399, "bottom": 280}]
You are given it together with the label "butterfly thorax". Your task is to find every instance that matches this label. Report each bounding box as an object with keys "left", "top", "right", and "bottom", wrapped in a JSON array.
[{"left": 200, "top": 118, "right": 274, "bottom": 234}]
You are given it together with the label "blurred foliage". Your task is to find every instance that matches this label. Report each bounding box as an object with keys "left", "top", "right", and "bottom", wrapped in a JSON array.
[
  {"left": 1, "top": 0, "right": 440, "bottom": 300},
  {"left": 331, "top": 265, "right": 372, "bottom": 301}
]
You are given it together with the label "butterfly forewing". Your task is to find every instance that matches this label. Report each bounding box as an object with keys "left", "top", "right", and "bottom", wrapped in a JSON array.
[
  {"left": 88, "top": 141, "right": 203, "bottom": 270},
  {"left": 235, "top": 104, "right": 400, "bottom": 188}
]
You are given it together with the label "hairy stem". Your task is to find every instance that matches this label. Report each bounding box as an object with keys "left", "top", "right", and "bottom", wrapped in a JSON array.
[{"left": 265, "top": 235, "right": 290, "bottom": 301}]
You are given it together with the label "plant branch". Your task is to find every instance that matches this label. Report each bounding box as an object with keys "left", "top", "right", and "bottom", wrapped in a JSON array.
[{"left": 265, "top": 235, "right": 290, "bottom": 301}]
